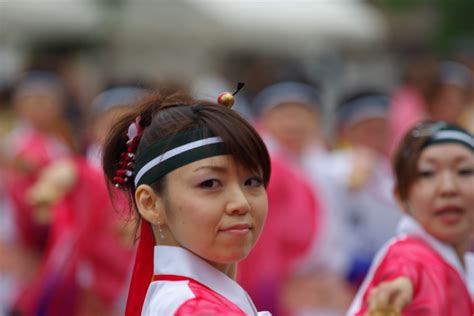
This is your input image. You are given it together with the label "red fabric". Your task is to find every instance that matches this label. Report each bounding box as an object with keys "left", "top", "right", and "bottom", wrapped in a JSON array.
[
  {"left": 15, "top": 157, "right": 133, "bottom": 316},
  {"left": 125, "top": 219, "right": 156, "bottom": 316},
  {"left": 352, "top": 236, "right": 474, "bottom": 316},
  {"left": 237, "top": 154, "right": 319, "bottom": 315},
  {"left": 6, "top": 130, "right": 69, "bottom": 250},
  {"left": 152, "top": 276, "right": 246, "bottom": 316}
]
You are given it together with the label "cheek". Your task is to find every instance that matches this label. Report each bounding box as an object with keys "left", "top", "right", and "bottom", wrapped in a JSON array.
[
  {"left": 251, "top": 194, "right": 268, "bottom": 228},
  {"left": 407, "top": 186, "right": 433, "bottom": 217}
]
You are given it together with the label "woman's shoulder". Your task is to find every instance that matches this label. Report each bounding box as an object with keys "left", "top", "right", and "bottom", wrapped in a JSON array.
[
  {"left": 387, "top": 235, "right": 437, "bottom": 256},
  {"left": 143, "top": 277, "right": 247, "bottom": 316},
  {"left": 372, "top": 235, "right": 450, "bottom": 283}
]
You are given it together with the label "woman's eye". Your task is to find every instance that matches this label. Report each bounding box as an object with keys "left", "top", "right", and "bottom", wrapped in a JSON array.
[
  {"left": 459, "top": 168, "right": 474, "bottom": 177},
  {"left": 245, "top": 176, "right": 263, "bottom": 187},
  {"left": 199, "top": 179, "right": 221, "bottom": 189},
  {"left": 418, "top": 170, "right": 434, "bottom": 178}
]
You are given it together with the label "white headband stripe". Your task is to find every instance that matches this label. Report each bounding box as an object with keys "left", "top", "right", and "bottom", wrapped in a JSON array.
[
  {"left": 432, "top": 130, "right": 474, "bottom": 147},
  {"left": 134, "top": 136, "right": 224, "bottom": 186}
]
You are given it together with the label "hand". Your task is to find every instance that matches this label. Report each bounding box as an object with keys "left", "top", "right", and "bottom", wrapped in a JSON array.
[
  {"left": 366, "top": 276, "right": 413, "bottom": 316},
  {"left": 27, "top": 158, "right": 77, "bottom": 207},
  {"left": 346, "top": 147, "right": 377, "bottom": 190}
]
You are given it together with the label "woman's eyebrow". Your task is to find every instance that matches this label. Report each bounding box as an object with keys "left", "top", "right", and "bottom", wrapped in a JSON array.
[{"left": 192, "top": 165, "right": 228, "bottom": 173}]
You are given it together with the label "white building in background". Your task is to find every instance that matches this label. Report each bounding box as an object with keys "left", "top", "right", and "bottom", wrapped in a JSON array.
[{"left": 0, "top": 0, "right": 387, "bottom": 83}]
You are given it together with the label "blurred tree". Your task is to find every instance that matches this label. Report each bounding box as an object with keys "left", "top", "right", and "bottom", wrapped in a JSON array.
[{"left": 375, "top": 0, "right": 474, "bottom": 54}]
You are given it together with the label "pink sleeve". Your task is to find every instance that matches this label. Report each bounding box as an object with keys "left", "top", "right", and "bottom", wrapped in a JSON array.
[
  {"left": 175, "top": 297, "right": 246, "bottom": 316},
  {"left": 174, "top": 280, "right": 246, "bottom": 316},
  {"left": 354, "top": 244, "right": 422, "bottom": 316}
]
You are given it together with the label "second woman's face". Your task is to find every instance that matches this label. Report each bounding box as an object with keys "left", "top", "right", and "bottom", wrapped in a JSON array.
[
  {"left": 161, "top": 155, "right": 268, "bottom": 270},
  {"left": 407, "top": 143, "right": 474, "bottom": 248}
]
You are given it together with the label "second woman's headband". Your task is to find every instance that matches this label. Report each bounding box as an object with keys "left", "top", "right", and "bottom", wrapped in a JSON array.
[{"left": 413, "top": 121, "right": 474, "bottom": 151}]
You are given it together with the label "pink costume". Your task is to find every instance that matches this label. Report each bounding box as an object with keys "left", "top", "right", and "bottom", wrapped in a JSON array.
[
  {"left": 348, "top": 215, "right": 474, "bottom": 316},
  {"left": 4, "top": 124, "right": 70, "bottom": 251},
  {"left": 15, "top": 157, "right": 133, "bottom": 316},
  {"left": 142, "top": 245, "right": 270, "bottom": 315}
]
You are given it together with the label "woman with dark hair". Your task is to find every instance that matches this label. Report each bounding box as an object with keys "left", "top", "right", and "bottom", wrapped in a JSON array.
[
  {"left": 102, "top": 91, "right": 272, "bottom": 315},
  {"left": 348, "top": 121, "right": 474, "bottom": 315}
]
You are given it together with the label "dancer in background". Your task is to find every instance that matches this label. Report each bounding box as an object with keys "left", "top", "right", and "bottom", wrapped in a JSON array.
[
  {"left": 332, "top": 91, "right": 402, "bottom": 287},
  {"left": 102, "top": 90, "right": 272, "bottom": 315},
  {"left": 348, "top": 121, "right": 474, "bottom": 316},
  {"left": 10, "top": 86, "right": 146, "bottom": 316},
  {"left": 240, "top": 81, "right": 322, "bottom": 315}
]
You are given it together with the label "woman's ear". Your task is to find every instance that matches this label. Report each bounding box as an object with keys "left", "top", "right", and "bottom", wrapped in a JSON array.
[{"left": 135, "top": 184, "right": 165, "bottom": 224}]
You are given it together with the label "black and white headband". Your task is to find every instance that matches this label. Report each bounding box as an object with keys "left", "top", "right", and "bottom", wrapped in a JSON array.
[
  {"left": 133, "top": 128, "right": 230, "bottom": 187},
  {"left": 413, "top": 121, "right": 474, "bottom": 151}
]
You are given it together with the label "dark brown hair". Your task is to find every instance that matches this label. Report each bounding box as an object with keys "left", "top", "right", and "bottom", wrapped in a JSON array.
[
  {"left": 392, "top": 120, "right": 445, "bottom": 201},
  {"left": 102, "top": 91, "right": 271, "bottom": 215}
]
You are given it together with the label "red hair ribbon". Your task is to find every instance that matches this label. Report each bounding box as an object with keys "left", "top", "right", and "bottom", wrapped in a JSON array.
[{"left": 113, "top": 116, "right": 143, "bottom": 187}]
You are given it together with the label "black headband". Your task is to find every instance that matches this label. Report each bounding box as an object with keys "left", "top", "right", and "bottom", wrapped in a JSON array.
[{"left": 133, "top": 128, "right": 230, "bottom": 187}]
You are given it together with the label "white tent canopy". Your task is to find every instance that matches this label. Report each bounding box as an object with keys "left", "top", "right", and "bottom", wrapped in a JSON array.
[{"left": 0, "top": 0, "right": 387, "bottom": 79}]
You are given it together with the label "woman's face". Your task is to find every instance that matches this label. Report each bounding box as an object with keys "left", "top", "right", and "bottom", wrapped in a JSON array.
[
  {"left": 407, "top": 143, "right": 474, "bottom": 248},
  {"left": 263, "top": 103, "right": 319, "bottom": 156},
  {"left": 15, "top": 92, "right": 63, "bottom": 129},
  {"left": 161, "top": 155, "right": 268, "bottom": 270}
]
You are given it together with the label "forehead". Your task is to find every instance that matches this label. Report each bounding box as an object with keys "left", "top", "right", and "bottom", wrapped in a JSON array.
[
  {"left": 268, "top": 102, "right": 317, "bottom": 114},
  {"left": 419, "top": 143, "right": 474, "bottom": 163},
  {"left": 169, "top": 155, "right": 239, "bottom": 175}
]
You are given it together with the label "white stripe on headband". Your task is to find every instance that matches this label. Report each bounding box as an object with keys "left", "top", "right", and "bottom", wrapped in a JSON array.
[
  {"left": 432, "top": 130, "right": 474, "bottom": 147},
  {"left": 134, "top": 136, "right": 224, "bottom": 186}
]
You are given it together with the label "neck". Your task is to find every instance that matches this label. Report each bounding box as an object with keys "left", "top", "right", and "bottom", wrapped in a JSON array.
[
  {"left": 454, "top": 239, "right": 469, "bottom": 267},
  {"left": 210, "top": 262, "right": 235, "bottom": 279},
  {"left": 153, "top": 228, "right": 236, "bottom": 279}
]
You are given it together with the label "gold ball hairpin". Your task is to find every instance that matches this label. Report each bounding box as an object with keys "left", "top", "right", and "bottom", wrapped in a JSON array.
[
  {"left": 217, "top": 82, "right": 245, "bottom": 108},
  {"left": 217, "top": 92, "right": 235, "bottom": 107}
]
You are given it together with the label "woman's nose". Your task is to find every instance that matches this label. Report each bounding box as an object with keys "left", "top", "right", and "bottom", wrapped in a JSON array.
[
  {"left": 438, "top": 170, "right": 459, "bottom": 196},
  {"left": 226, "top": 186, "right": 251, "bottom": 215}
]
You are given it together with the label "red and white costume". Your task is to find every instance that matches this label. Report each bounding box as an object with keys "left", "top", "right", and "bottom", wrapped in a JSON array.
[
  {"left": 348, "top": 215, "right": 474, "bottom": 316},
  {"left": 142, "top": 245, "right": 271, "bottom": 316}
]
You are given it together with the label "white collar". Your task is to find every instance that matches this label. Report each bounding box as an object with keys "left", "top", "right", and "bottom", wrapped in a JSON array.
[
  {"left": 153, "top": 245, "right": 258, "bottom": 315},
  {"left": 396, "top": 215, "right": 473, "bottom": 286}
]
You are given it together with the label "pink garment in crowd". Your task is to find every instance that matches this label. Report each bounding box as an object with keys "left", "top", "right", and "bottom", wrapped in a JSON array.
[
  {"left": 5, "top": 126, "right": 70, "bottom": 251},
  {"left": 388, "top": 86, "right": 429, "bottom": 156},
  {"left": 15, "top": 157, "right": 133, "bottom": 316}
]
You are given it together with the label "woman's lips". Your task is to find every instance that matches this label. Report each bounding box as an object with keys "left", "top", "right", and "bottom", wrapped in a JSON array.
[
  {"left": 219, "top": 224, "right": 251, "bottom": 235},
  {"left": 434, "top": 206, "right": 464, "bottom": 224}
]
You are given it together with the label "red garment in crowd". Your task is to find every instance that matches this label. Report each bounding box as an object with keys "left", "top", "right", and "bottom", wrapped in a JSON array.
[
  {"left": 348, "top": 216, "right": 474, "bottom": 316},
  {"left": 237, "top": 154, "right": 319, "bottom": 315},
  {"left": 5, "top": 126, "right": 70, "bottom": 251},
  {"left": 15, "top": 157, "right": 133, "bottom": 316}
]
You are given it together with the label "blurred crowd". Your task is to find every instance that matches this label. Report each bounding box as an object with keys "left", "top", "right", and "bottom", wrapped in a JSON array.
[{"left": 0, "top": 47, "right": 473, "bottom": 316}]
